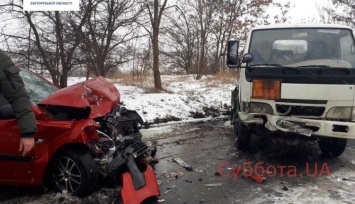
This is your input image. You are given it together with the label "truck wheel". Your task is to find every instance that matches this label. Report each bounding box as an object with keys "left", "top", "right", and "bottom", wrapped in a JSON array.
[
  {"left": 49, "top": 149, "right": 98, "bottom": 197},
  {"left": 318, "top": 137, "right": 347, "bottom": 157},
  {"left": 235, "top": 120, "right": 251, "bottom": 151}
]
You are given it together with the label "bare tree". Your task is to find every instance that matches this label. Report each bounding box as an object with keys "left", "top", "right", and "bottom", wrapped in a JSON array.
[
  {"left": 132, "top": 38, "right": 152, "bottom": 82},
  {"left": 163, "top": 4, "right": 197, "bottom": 74},
  {"left": 2, "top": 0, "right": 144, "bottom": 86},
  {"left": 194, "top": 0, "right": 220, "bottom": 79},
  {"left": 80, "top": 0, "right": 144, "bottom": 78},
  {"left": 24, "top": 8, "right": 93, "bottom": 87},
  {"left": 316, "top": 7, "right": 333, "bottom": 24},
  {"left": 162, "top": 0, "right": 287, "bottom": 78},
  {"left": 322, "top": 0, "right": 353, "bottom": 26},
  {"left": 1, "top": 0, "right": 291, "bottom": 86},
  {"left": 0, "top": 0, "right": 94, "bottom": 87},
  {"left": 146, "top": 0, "right": 168, "bottom": 90},
  {"left": 0, "top": 1, "right": 36, "bottom": 69}
]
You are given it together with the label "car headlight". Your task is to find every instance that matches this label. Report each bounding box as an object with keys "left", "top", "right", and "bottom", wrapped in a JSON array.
[
  {"left": 326, "top": 107, "right": 352, "bottom": 120},
  {"left": 249, "top": 102, "right": 273, "bottom": 115}
]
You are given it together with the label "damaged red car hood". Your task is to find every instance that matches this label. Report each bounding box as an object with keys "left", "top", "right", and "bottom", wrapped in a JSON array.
[{"left": 38, "top": 76, "right": 120, "bottom": 118}]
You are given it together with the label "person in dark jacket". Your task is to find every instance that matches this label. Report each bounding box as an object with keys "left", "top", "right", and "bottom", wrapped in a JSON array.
[{"left": 0, "top": 49, "right": 37, "bottom": 156}]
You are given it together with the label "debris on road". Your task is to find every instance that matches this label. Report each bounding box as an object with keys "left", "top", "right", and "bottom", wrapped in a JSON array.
[
  {"left": 281, "top": 186, "right": 289, "bottom": 191},
  {"left": 194, "top": 168, "right": 205, "bottom": 173},
  {"left": 237, "top": 167, "right": 266, "bottom": 183},
  {"left": 172, "top": 157, "right": 193, "bottom": 171},
  {"left": 157, "top": 199, "right": 165, "bottom": 203},
  {"left": 342, "top": 178, "right": 355, "bottom": 182},
  {"left": 204, "top": 183, "right": 223, "bottom": 187},
  {"left": 244, "top": 174, "right": 266, "bottom": 183},
  {"left": 161, "top": 171, "right": 184, "bottom": 181}
]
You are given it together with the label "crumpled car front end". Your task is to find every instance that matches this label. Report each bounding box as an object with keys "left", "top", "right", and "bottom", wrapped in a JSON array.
[{"left": 17, "top": 69, "right": 158, "bottom": 200}]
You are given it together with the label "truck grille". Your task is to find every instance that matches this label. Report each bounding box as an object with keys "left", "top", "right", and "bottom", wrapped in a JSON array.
[{"left": 276, "top": 105, "right": 325, "bottom": 117}]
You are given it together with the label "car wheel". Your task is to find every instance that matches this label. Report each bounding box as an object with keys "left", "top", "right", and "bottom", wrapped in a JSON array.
[
  {"left": 318, "top": 137, "right": 347, "bottom": 157},
  {"left": 50, "top": 149, "right": 98, "bottom": 197},
  {"left": 235, "top": 119, "right": 251, "bottom": 151}
]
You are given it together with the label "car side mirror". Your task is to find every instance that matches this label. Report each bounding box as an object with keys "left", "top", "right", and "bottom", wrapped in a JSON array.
[{"left": 226, "top": 40, "right": 239, "bottom": 68}]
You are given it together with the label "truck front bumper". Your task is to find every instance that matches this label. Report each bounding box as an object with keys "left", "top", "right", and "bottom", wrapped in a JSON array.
[{"left": 239, "top": 112, "right": 355, "bottom": 139}]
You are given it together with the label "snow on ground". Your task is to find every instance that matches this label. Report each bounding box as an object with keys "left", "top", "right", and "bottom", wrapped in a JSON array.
[{"left": 67, "top": 74, "right": 235, "bottom": 124}]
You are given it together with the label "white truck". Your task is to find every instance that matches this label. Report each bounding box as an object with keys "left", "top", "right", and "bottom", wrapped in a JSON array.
[{"left": 227, "top": 24, "right": 355, "bottom": 157}]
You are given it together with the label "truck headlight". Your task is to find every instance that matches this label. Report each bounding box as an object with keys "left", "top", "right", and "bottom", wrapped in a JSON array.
[
  {"left": 326, "top": 107, "right": 352, "bottom": 120},
  {"left": 249, "top": 102, "right": 273, "bottom": 115}
]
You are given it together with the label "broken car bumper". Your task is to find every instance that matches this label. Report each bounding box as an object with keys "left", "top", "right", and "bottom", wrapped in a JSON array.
[
  {"left": 121, "top": 164, "right": 160, "bottom": 204},
  {"left": 238, "top": 112, "right": 355, "bottom": 139}
]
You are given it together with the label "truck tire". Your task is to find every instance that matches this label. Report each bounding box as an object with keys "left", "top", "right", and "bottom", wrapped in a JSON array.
[
  {"left": 318, "top": 137, "right": 347, "bottom": 157},
  {"left": 235, "top": 120, "right": 251, "bottom": 151}
]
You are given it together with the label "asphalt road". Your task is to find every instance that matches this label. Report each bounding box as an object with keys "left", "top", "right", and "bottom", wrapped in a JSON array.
[
  {"left": 145, "top": 119, "right": 355, "bottom": 204},
  {"left": 1, "top": 119, "right": 355, "bottom": 204}
]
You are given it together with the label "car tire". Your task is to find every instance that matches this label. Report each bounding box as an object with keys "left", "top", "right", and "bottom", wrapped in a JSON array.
[
  {"left": 49, "top": 149, "right": 98, "bottom": 197},
  {"left": 235, "top": 119, "right": 252, "bottom": 151},
  {"left": 318, "top": 137, "right": 347, "bottom": 157}
]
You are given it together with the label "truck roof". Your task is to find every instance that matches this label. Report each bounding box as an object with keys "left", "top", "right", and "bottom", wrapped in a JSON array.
[{"left": 251, "top": 24, "right": 352, "bottom": 31}]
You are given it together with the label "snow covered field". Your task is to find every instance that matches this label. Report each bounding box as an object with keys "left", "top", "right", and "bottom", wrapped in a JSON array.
[{"left": 67, "top": 74, "right": 237, "bottom": 124}]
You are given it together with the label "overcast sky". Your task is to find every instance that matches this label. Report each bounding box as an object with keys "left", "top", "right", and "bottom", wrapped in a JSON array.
[
  {"left": 278, "top": 0, "right": 331, "bottom": 23},
  {"left": 0, "top": 0, "right": 338, "bottom": 50}
]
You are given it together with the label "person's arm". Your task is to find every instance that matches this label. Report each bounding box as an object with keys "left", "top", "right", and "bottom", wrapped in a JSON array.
[{"left": 0, "top": 50, "right": 37, "bottom": 155}]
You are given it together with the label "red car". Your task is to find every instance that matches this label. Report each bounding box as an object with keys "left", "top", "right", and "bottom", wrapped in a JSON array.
[{"left": 0, "top": 68, "right": 159, "bottom": 203}]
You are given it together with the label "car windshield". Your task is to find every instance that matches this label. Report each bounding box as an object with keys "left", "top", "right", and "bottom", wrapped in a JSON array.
[
  {"left": 19, "top": 68, "right": 58, "bottom": 104},
  {"left": 249, "top": 28, "right": 355, "bottom": 68}
]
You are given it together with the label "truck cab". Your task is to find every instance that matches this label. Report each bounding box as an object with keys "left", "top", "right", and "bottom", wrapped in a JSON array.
[{"left": 227, "top": 24, "right": 355, "bottom": 157}]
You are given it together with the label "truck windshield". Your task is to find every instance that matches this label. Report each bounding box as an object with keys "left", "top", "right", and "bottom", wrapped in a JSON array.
[{"left": 249, "top": 28, "right": 355, "bottom": 68}]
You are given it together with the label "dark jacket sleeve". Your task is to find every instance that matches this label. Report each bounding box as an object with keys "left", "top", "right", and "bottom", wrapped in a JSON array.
[{"left": 0, "top": 50, "right": 37, "bottom": 137}]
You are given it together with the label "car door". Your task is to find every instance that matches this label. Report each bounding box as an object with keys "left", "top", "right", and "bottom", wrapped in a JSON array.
[{"left": 0, "top": 96, "right": 32, "bottom": 185}]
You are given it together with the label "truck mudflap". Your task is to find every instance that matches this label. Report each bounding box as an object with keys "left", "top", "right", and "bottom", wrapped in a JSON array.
[{"left": 121, "top": 163, "right": 160, "bottom": 204}]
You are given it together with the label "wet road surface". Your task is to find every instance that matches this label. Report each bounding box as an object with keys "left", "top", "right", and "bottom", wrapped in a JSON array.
[
  {"left": 145, "top": 119, "right": 355, "bottom": 204},
  {"left": 1, "top": 119, "right": 355, "bottom": 204}
]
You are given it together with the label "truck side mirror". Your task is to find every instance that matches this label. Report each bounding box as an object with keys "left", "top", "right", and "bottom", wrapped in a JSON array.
[
  {"left": 242, "top": 53, "right": 253, "bottom": 64},
  {"left": 227, "top": 40, "right": 239, "bottom": 68}
]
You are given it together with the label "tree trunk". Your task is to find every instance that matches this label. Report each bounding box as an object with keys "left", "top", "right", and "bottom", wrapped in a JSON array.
[
  {"left": 152, "top": 27, "right": 162, "bottom": 89},
  {"left": 150, "top": 0, "right": 166, "bottom": 90}
]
